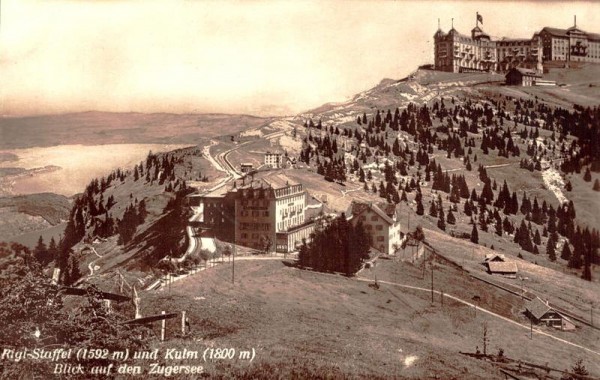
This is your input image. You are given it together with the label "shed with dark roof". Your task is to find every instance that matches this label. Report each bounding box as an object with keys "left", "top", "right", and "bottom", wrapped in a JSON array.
[
  {"left": 525, "top": 298, "right": 576, "bottom": 331},
  {"left": 505, "top": 67, "right": 542, "bottom": 86},
  {"left": 486, "top": 261, "right": 518, "bottom": 278}
]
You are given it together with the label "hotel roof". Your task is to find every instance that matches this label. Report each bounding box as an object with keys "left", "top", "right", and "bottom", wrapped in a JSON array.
[{"left": 261, "top": 172, "right": 300, "bottom": 190}]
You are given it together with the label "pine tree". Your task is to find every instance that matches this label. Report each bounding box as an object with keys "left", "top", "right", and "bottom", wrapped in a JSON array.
[
  {"left": 470, "top": 224, "right": 479, "bottom": 244},
  {"left": 33, "top": 236, "right": 49, "bottom": 266},
  {"left": 447, "top": 209, "right": 456, "bottom": 225},
  {"left": 560, "top": 243, "right": 572, "bottom": 261},
  {"left": 546, "top": 238, "right": 556, "bottom": 261},
  {"left": 47, "top": 237, "right": 58, "bottom": 264},
  {"left": 429, "top": 201, "right": 438, "bottom": 217},
  {"left": 583, "top": 167, "right": 592, "bottom": 182},
  {"left": 568, "top": 252, "right": 582, "bottom": 269},
  {"left": 593, "top": 179, "right": 600, "bottom": 191},
  {"left": 495, "top": 218, "right": 503, "bottom": 236},
  {"left": 533, "top": 229, "right": 541, "bottom": 245},
  {"left": 138, "top": 199, "right": 148, "bottom": 224},
  {"left": 416, "top": 198, "right": 424, "bottom": 215},
  {"left": 437, "top": 209, "right": 446, "bottom": 231},
  {"left": 582, "top": 250, "right": 592, "bottom": 281}
]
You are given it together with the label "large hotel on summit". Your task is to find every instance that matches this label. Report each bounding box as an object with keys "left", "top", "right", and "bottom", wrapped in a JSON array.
[{"left": 434, "top": 14, "right": 600, "bottom": 73}]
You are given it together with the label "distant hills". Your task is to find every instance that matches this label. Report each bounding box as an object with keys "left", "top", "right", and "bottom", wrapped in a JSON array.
[{"left": 0, "top": 111, "right": 272, "bottom": 149}]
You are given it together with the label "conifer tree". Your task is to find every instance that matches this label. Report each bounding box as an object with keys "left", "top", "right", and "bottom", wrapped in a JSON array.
[
  {"left": 33, "top": 236, "right": 49, "bottom": 266},
  {"left": 437, "top": 209, "right": 446, "bottom": 231},
  {"left": 546, "top": 238, "right": 556, "bottom": 261},
  {"left": 416, "top": 198, "right": 424, "bottom": 215},
  {"left": 533, "top": 229, "right": 541, "bottom": 245},
  {"left": 560, "top": 243, "right": 572, "bottom": 261},
  {"left": 447, "top": 209, "right": 456, "bottom": 225},
  {"left": 495, "top": 218, "right": 503, "bottom": 236},
  {"left": 568, "top": 252, "right": 582, "bottom": 269},
  {"left": 583, "top": 167, "right": 592, "bottom": 182},
  {"left": 470, "top": 224, "right": 479, "bottom": 244},
  {"left": 429, "top": 201, "right": 438, "bottom": 217}
]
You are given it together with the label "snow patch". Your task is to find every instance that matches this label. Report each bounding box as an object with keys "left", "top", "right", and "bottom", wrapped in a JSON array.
[
  {"left": 403, "top": 355, "right": 418, "bottom": 368},
  {"left": 269, "top": 120, "right": 294, "bottom": 130},
  {"left": 541, "top": 163, "right": 568, "bottom": 204},
  {"left": 240, "top": 128, "right": 263, "bottom": 137}
]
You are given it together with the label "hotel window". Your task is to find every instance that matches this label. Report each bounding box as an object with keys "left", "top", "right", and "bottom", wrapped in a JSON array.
[
  {"left": 377, "top": 236, "right": 385, "bottom": 242},
  {"left": 371, "top": 216, "right": 378, "bottom": 221},
  {"left": 376, "top": 225, "right": 383, "bottom": 231}
]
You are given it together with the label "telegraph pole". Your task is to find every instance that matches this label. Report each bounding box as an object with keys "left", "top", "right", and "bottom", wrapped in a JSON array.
[
  {"left": 530, "top": 319, "right": 533, "bottom": 339},
  {"left": 232, "top": 211, "right": 236, "bottom": 284},
  {"left": 430, "top": 264, "right": 434, "bottom": 303}
]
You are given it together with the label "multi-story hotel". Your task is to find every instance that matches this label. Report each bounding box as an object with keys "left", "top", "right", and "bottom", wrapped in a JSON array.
[
  {"left": 189, "top": 173, "right": 315, "bottom": 253},
  {"left": 538, "top": 22, "right": 600, "bottom": 64},
  {"left": 264, "top": 151, "right": 282, "bottom": 169},
  {"left": 434, "top": 15, "right": 599, "bottom": 73}
]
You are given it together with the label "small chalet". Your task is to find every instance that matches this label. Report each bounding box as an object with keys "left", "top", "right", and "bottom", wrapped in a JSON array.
[
  {"left": 240, "top": 163, "right": 254, "bottom": 173},
  {"left": 525, "top": 297, "right": 576, "bottom": 331},
  {"left": 485, "top": 261, "right": 518, "bottom": 278},
  {"left": 505, "top": 68, "right": 542, "bottom": 86},
  {"left": 483, "top": 253, "right": 506, "bottom": 263}
]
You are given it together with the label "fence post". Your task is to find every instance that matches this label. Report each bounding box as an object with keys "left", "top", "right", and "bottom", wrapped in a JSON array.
[{"left": 161, "top": 311, "right": 166, "bottom": 341}]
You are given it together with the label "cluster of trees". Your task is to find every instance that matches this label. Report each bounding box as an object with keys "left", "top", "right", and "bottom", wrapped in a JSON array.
[
  {"left": 316, "top": 156, "right": 346, "bottom": 183},
  {"left": 139, "top": 187, "right": 194, "bottom": 267},
  {"left": 298, "top": 215, "right": 371, "bottom": 276},
  {"left": 480, "top": 127, "right": 520, "bottom": 158},
  {"left": 427, "top": 194, "right": 456, "bottom": 231},
  {"left": 299, "top": 125, "right": 348, "bottom": 183},
  {"left": 0, "top": 257, "right": 148, "bottom": 378},
  {"left": 117, "top": 200, "right": 147, "bottom": 245},
  {"left": 298, "top": 92, "right": 598, "bottom": 282}
]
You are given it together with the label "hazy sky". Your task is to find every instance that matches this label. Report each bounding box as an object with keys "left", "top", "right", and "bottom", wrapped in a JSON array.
[{"left": 1, "top": 1, "right": 599, "bottom": 117}]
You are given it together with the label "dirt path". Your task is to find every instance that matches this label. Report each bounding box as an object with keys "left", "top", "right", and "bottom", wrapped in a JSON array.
[{"left": 87, "top": 246, "right": 103, "bottom": 276}]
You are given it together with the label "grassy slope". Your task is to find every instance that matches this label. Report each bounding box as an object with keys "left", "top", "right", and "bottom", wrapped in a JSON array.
[
  {"left": 143, "top": 260, "right": 500, "bottom": 379},
  {"left": 280, "top": 66, "right": 599, "bottom": 275},
  {"left": 141, "top": 259, "right": 599, "bottom": 378},
  {"left": 421, "top": 228, "right": 600, "bottom": 336},
  {"left": 73, "top": 145, "right": 227, "bottom": 280}
]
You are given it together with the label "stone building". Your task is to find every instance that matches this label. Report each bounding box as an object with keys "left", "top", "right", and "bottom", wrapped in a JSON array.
[
  {"left": 434, "top": 15, "right": 542, "bottom": 73},
  {"left": 264, "top": 151, "right": 283, "bottom": 169},
  {"left": 538, "top": 18, "right": 600, "bottom": 64}
]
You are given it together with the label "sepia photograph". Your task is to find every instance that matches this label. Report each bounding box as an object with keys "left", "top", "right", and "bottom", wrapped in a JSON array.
[{"left": 0, "top": 1, "right": 599, "bottom": 378}]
